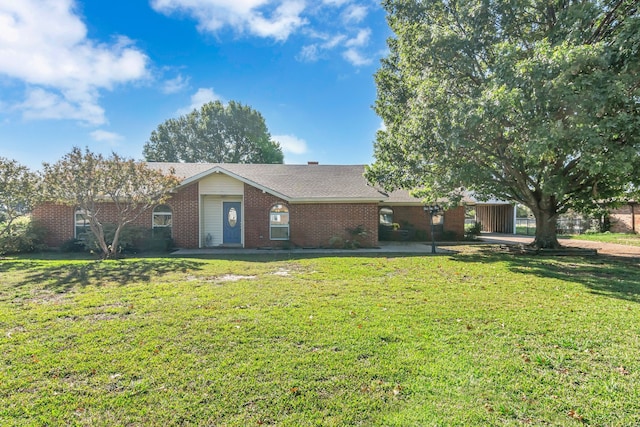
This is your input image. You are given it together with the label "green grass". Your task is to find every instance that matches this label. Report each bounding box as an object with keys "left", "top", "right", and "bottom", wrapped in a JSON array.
[
  {"left": 562, "top": 232, "right": 640, "bottom": 247},
  {"left": 516, "top": 226, "right": 536, "bottom": 236},
  {"left": 1, "top": 250, "right": 640, "bottom": 426}
]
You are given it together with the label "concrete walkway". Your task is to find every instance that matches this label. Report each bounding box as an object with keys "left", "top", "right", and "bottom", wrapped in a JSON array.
[
  {"left": 171, "top": 241, "right": 453, "bottom": 256},
  {"left": 480, "top": 233, "right": 640, "bottom": 259}
]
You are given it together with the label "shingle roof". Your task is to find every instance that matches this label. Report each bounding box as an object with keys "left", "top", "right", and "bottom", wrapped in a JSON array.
[{"left": 146, "top": 162, "right": 391, "bottom": 202}]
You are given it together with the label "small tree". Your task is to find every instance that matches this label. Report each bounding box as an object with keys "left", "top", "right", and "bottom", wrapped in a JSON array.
[
  {"left": 0, "top": 157, "right": 39, "bottom": 239},
  {"left": 42, "top": 148, "right": 180, "bottom": 259},
  {"left": 143, "top": 100, "right": 284, "bottom": 164}
]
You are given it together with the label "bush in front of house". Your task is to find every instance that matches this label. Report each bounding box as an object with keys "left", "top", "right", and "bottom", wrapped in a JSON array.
[
  {"left": 464, "top": 222, "right": 482, "bottom": 240},
  {"left": 329, "top": 225, "right": 371, "bottom": 249},
  {"left": 0, "top": 216, "right": 47, "bottom": 255},
  {"left": 68, "top": 225, "right": 174, "bottom": 254}
]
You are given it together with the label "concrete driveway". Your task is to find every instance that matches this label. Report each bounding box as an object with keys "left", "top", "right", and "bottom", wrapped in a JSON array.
[{"left": 480, "top": 233, "right": 640, "bottom": 259}]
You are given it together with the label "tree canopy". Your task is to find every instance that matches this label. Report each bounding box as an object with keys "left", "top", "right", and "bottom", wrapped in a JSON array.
[
  {"left": 42, "top": 148, "right": 180, "bottom": 259},
  {"left": 143, "top": 100, "right": 284, "bottom": 164},
  {"left": 366, "top": 0, "right": 640, "bottom": 248},
  {"left": 0, "top": 157, "right": 39, "bottom": 239}
]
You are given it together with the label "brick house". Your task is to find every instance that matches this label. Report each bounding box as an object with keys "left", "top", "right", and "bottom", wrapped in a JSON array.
[{"left": 33, "top": 163, "right": 465, "bottom": 249}]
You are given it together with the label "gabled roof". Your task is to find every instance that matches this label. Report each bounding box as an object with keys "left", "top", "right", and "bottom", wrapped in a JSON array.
[
  {"left": 146, "top": 162, "right": 390, "bottom": 202},
  {"left": 146, "top": 162, "right": 500, "bottom": 205}
]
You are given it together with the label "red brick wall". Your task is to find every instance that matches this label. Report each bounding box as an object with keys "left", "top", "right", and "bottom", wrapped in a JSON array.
[
  {"left": 32, "top": 203, "right": 75, "bottom": 247},
  {"left": 169, "top": 183, "right": 199, "bottom": 248},
  {"left": 244, "top": 184, "right": 378, "bottom": 248},
  {"left": 443, "top": 206, "right": 465, "bottom": 238},
  {"left": 382, "top": 205, "right": 465, "bottom": 240},
  {"left": 609, "top": 204, "right": 639, "bottom": 234},
  {"left": 31, "top": 183, "right": 200, "bottom": 248}
]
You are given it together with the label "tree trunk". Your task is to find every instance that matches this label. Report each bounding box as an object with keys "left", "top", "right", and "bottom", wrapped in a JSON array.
[
  {"left": 530, "top": 208, "right": 561, "bottom": 249},
  {"left": 109, "top": 225, "right": 124, "bottom": 260},
  {"left": 88, "top": 219, "right": 111, "bottom": 259}
]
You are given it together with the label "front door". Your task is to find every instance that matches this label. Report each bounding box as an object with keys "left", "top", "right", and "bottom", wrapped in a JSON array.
[{"left": 223, "top": 202, "right": 242, "bottom": 245}]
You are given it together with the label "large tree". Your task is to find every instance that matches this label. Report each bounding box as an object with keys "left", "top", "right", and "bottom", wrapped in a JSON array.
[
  {"left": 366, "top": 0, "right": 640, "bottom": 248},
  {"left": 42, "top": 148, "right": 180, "bottom": 259},
  {"left": 0, "top": 157, "right": 39, "bottom": 239},
  {"left": 143, "top": 100, "right": 284, "bottom": 164}
]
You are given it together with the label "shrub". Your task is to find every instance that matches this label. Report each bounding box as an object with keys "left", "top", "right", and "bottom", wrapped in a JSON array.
[
  {"left": 0, "top": 216, "right": 47, "bottom": 255},
  {"left": 329, "top": 225, "right": 371, "bottom": 249},
  {"left": 143, "top": 233, "right": 175, "bottom": 252},
  {"left": 464, "top": 222, "right": 482, "bottom": 240},
  {"left": 78, "top": 225, "right": 174, "bottom": 254},
  {"left": 60, "top": 238, "right": 87, "bottom": 253},
  {"left": 414, "top": 229, "right": 428, "bottom": 241},
  {"left": 439, "top": 230, "right": 459, "bottom": 242}
]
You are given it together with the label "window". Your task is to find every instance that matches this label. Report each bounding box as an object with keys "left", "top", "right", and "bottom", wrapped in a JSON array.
[
  {"left": 227, "top": 207, "right": 238, "bottom": 228},
  {"left": 270, "top": 204, "right": 289, "bottom": 240},
  {"left": 75, "top": 208, "right": 90, "bottom": 239},
  {"left": 379, "top": 207, "right": 394, "bottom": 226},
  {"left": 153, "top": 204, "right": 172, "bottom": 238}
]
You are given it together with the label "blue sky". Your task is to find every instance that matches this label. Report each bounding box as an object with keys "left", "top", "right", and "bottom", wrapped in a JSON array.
[{"left": 0, "top": 0, "right": 390, "bottom": 170}]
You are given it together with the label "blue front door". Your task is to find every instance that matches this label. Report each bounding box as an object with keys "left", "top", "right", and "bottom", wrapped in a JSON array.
[{"left": 223, "top": 202, "right": 242, "bottom": 244}]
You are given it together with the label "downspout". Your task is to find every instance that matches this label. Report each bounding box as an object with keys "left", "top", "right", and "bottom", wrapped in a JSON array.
[{"left": 633, "top": 203, "right": 636, "bottom": 234}]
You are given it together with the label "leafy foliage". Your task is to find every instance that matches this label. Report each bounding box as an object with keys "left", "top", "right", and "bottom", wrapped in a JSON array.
[
  {"left": 42, "top": 147, "right": 180, "bottom": 259},
  {"left": 79, "top": 225, "right": 174, "bottom": 254},
  {"left": 464, "top": 222, "right": 482, "bottom": 240},
  {"left": 143, "top": 100, "right": 284, "bottom": 164},
  {"left": 367, "top": 0, "right": 640, "bottom": 248},
  {"left": 0, "top": 157, "right": 39, "bottom": 239},
  {"left": 0, "top": 216, "right": 46, "bottom": 255}
]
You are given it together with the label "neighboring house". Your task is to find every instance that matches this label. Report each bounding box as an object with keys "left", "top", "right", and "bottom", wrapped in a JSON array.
[
  {"left": 33, "top": 163, "right": 465, "bottom": 249},
  {"left": 609, "top": 201, "right": 639, "bottom": 234}
]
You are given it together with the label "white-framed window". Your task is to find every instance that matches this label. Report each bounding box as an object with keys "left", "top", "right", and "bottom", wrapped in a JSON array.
[
  {"left": 75, "top": 208, "right": 90, "bottom": 239},
  {"left": 270, "top": 204, "right": 289, "bottom": 240},
  {"left": 379, "top": 207, "right": 394, "bottom": 226},
  {"left": 153, "top": 204, "right": 172, "bottom": 237}
]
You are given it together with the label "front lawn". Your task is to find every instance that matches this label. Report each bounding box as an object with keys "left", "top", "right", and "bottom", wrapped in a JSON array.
[
  {"left": 1, "top": 250, "right": 639, "bottom": 425},
  {"left": 562, "top": 232, "right": 640, "bottom": 247}
]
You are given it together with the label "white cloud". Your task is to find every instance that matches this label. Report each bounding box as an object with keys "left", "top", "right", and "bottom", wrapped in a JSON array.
[
  {"left": 343, "top": 48, "right": 373, "bottom": 66},
  {"left": 177, "top": 88, "right": 224, "bottom": 115},
  {"left": 273, "top": 134, "right": 308, "bottom": 155},
  {"left": 345, "top": 28, "right": 371, "bottom": 47},
  {"left": 0, "top": 0, "right": 149, "bottom": 125},
  {"left": 150, "top": 0, "right": 380, "bottom": 67},
  {"left": 323, "top": 34, "right": 347, "bottom": 49},
  {"left": 90, "top": 129, "right": 124, "bottom": 146},
  {"left": 340, "top": 28, "right": 373, "bottom": 66},
  {"left": 322, "top": 0, "right": 351, "bottom": 6},
  {"left": 342, "top": 4, "right": 368, "bottom": 23},
  {"left": 162, "top": 74, "right": 190, "bottom": 94},
  {"left": 16, "top": 87, "right": 104, "bottom": 124},
  {"left": 298, "top": 44, "right": 320, "bottom": 62},
  {"left": 151, "top": 0, "right": 307, "bottom": 41}
]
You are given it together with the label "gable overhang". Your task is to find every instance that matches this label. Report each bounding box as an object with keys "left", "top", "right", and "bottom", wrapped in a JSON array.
[
  {"left": 289, "top": 197, "right": 386, "bottom": 204},
  {"left": 176, "top": 165, "right": 390, "bottom": 203},
  {"left": 177, "top": 165, "right": 293, "bottom": 201}
]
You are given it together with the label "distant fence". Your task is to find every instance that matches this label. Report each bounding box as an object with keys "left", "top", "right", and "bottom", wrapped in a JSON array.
[{"left": 515, "top": 217, "right": 593, "bottom": 236}]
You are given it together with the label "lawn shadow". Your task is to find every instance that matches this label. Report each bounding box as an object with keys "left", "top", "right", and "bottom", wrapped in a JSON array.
[
  {"left": 452, "top": 246, "right": 640, "bottom": 304},
  {"left": 3, "top": 259, "right": 205, "bottom": 293}
]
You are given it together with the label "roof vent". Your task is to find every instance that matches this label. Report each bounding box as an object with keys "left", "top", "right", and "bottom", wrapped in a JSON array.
[{"left": 307, "top": 161, "right": 319, "bottom": 165}]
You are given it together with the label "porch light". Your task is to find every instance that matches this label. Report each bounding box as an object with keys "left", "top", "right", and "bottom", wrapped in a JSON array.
[{"left": 423, "top": 204, "right": 443, "bottom": 254}]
